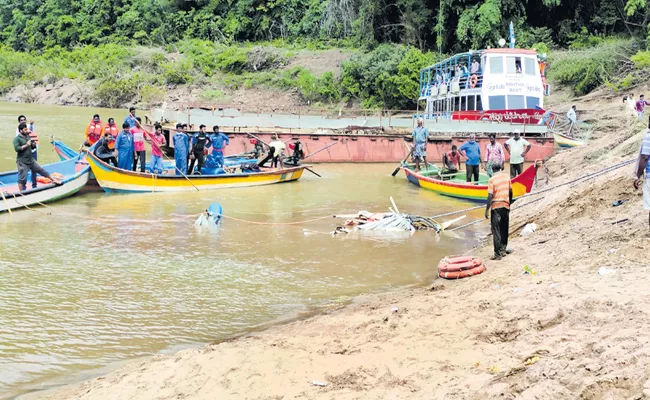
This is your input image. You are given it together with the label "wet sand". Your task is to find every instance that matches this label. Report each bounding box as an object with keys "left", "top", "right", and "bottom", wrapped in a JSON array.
[{"left": 27, "top": 93, "right": 650, "bottom": 399}]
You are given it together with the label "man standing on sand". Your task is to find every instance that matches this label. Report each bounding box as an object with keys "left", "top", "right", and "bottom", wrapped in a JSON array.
[
  {"left": 633, "top": 120, "right": 650, "bottom": 229},
  {"left": 504, "top": 129, "right": 531, "bottom": 178},
  {"left": 459, "top": 134, "right": 481, "bottom": 183},
  {"left": 636, "top": 95, "right": 650, "bottom": 122},
  {"left": 13, "top": 122, "right": 61, "bottom": 191},
  {"left": 412, "top": 118, "right": 429, "bottom": 171},
  {"left": 485, "top": 163, "right": 513, "bottom": 260},
  {"left": 484, "top": 133, "right": 505, "bottom": 178}
]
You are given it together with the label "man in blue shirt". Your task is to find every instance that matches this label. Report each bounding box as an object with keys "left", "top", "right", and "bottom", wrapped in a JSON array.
[
  {"left": 459, "top": 134, "right": 481, "bottom": 183},
  {"left": 172, "top": 123, "right": 190, "bottom": 175},
  {"left": 205, "top": 125, "right": 230, "bottom": 170},
  {"left": 124, "top": 107, "right": 137, "bottom": 129},
  {"left": 412, "top": 118, "right": 429, "bottom": 171}
]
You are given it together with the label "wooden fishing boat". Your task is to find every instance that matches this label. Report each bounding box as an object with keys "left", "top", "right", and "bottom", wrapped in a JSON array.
[
  {"left": 0, "top": 155, "right": 90, "bottom": 213},
  {"left": 553, "top": 132, "right": 586, "bottom": 148},
  {"left": 402, "top": 164, "right": 537, "bottom": 202},
  {"left": 86, "top": 150, "right": 306, "bottom": 193}
]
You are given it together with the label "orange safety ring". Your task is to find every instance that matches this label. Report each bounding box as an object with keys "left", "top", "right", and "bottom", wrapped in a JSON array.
[
  {"left": 439, "top": 264, "right": 486, "bottom": 280},
  {"left": 469, "top": 74, "right": 479, "bottom": 88},
  {"left": 438, "top": 256, "right": 483, "bottom": 273}
]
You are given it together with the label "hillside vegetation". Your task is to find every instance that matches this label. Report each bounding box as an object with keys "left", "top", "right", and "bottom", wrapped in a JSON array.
[{"left": 2, "top": 0, "right": 650, "bottom": 108}]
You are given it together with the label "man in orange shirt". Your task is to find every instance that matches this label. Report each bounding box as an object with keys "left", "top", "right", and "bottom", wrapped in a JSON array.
[{"left": 485, "top": 163, "right": 513, "bottom": 260}]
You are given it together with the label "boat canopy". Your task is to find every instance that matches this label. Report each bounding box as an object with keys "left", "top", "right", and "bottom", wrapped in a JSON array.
[{"left": 419, "top": 51, "right": 482, "bottom": 96}]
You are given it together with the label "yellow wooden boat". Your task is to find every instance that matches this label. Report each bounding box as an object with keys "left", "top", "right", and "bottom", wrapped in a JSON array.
[
  {"left": 86, "top": 151, "right": 306, "bottom": 193},
  {"left": 553, "top": 132, "right": 585, "bottom": 148}
]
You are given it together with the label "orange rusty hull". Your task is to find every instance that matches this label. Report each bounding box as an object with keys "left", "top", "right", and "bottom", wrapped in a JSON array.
[{"left": 221, "top": 133, "right": 554, "bottom": 163}]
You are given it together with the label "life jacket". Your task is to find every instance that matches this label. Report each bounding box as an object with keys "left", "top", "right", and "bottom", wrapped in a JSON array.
[
  {"left": 104, "top": 124, "right": 118, "bottom": 149},
  {"left": 86, "top": 120, "right": 103, "bottom": 145},
  {"left": 28, "top": 130, "right": 38, "bottom": 146}
]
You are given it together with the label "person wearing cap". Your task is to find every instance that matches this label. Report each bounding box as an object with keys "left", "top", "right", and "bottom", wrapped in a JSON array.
[
  {"left": 124, "top": 107, "right": 137, "bottom": 129},
  {"left": 412, "top": 117, "right": 429, "bottom": 171},
  {"left": 172, "top": 123, "right": 190, "bottom": 175},
  {"left": 94, "top": 132, "right": 118, "bottom": 167},
  {"left": 484, "top": 133, "right": 505, "bottom": 178},
  {"left": 459, "top": 134, "right": 481, "bottom": 183},
  {"left": 115, "top": 122, "right": 134, "bottom": 170},
  {"left": 504, "top": 129, "right": 531, "bottom": 178}
]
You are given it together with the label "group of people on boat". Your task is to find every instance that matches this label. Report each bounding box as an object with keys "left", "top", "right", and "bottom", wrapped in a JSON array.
[
  {"left": 412, "top": 118, "right": 532, "bottom": 181},
  {"left": 85, "top": 107, "right": 236, "bottom": 176}
]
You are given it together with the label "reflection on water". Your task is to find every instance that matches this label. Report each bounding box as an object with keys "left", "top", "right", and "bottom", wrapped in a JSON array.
[{"left": 0, "top": 103, "right": 484, "bottom": 399}]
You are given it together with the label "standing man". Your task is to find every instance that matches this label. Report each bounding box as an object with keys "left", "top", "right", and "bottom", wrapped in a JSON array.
[
  {"left": 504, "top": 129, "right": 531, "bottom": 178},
  {"left": 188, "top": 124, "right": 211, "bottom": 174},
  {"left": 637, "top": 95, "right": 650, "bottom": 122},
  {"left": 124, "top": 107, "right": 137, "bottom": 129},
  {"left": 566, "top": 105, "right": 577, "bottom": 136},
  {"left": 634, "top": 120, "right": 650, "bottom": 229},
  {"left": 146, "top": 124, "right": 167, "bottom": 174},
  {"left": 13, "top": 122, "right": 60, "bottom": 191},
  {"left": 484, "top": 133, "right": 505, "bottom": 177},
  {"left": 84, "top": 114, "right": 103, "bottom": 147},
  {"left": 459, "top": 134, "right": 481, "bottom": 183},
  {"left": 442, "top": 145, "right": 461, "bottom": 174},
  {"left": 485, "top": 163, "right": 513, "bottom": 260},
  {"left": 172, "top": 123, "right": 190, "bottom": 175},
  {"left": 206, "top": 125, "right": 230, "bottom": 169},
  {"left": 412, "top": 117, "right": 429, "bottom": 171},
  {"left": 470, "top": 59, "right": 480, "bottom": 74},
  {"left": 130, "top": 117, "right": 147, "bottom": 172},
  {"left": 115, "top": 122, "right": 134, "bottom": 170},
  {"left": 15, "top": 115, "right": 38, "bottom": 160}
]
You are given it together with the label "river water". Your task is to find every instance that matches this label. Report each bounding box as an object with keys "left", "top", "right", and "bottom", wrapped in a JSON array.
[{"left": 0, "top": 102, "right": 484, "bottom": 399}]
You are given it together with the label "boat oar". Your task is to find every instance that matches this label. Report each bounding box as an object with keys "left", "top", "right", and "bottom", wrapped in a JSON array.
[
  {"left": 303, "top": 141, "right": 339, "bottom": 160},
  {"left": 247, "top": 132, "right": 322, "bottom": 178},
  {"left": 136, "top": 121, "right": 200, "bottom": 192},
  {"left": 391, "top": 143, "right": 414, "bottom": 176}
]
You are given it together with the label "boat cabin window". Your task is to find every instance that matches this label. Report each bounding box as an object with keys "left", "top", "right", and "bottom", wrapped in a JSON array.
[
  {"left": 526, "top": 96, "right": 540, "bottom": 109},
  {"left": 506, "top": 56, "right": 522, "bottom": 74},
  {"left": 477, "top": 95, "right": 483, "bottom": 111},
  {"left": 460, "top": 96, "right": 466, "bottom": 111},
  {"left": 489, "top": 56, "right": 503, "bottom": 74},
  {"left": 524, "top": 57, "right": 536, "bottom": 76},
  {"left": 508, "top": 95, "right": 526, "bottom": 109},
  {"left": 489, "top": 95, "right": 506, "bottom": 110},
  {"left": 454, "top": 97, "right": 461, "bottom": 111},
  {"left": 468, "top": 96, "right": 476, "bottom": 111}
]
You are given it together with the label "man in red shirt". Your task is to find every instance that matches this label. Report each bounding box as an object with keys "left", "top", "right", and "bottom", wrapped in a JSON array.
[
  {"left": 442, "top": 145, "right": 461, "bottom": 174},
  {"left": 130, "top": 117, "right": 147, "bottom": 172}
]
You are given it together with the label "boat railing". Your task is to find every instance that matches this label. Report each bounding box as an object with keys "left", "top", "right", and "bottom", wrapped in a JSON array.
[{"left": 420, "top": 72, "right": 484, "bottom": 98}]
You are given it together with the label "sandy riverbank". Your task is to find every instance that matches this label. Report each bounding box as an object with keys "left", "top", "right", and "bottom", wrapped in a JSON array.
[{"left": 28, "top": 91, "right": 650, "bottom": 399}]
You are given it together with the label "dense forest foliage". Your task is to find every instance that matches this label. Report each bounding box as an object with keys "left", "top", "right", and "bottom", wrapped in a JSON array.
[
  {"left": 2, "top": 0, "right": 650, "bottom": 51},
  {"left": 1, "top": 0, "right": 650, "bottom": 108}
]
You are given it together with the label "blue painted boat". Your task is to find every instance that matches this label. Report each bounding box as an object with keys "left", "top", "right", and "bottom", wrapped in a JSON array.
[{"left": 0, "top": 154, "right": 90, "bottom": 213}]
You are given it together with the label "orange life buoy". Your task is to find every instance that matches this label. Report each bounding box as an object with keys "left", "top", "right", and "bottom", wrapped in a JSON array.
[
  {"left": 438, "top": 256, "right": 483, "bottom": 273},
  {"left": 439, "top": 264, "right": 486, "bottom": 280},
  {"left": 469, "top": 74, "right": 479, "bottom": 88}
]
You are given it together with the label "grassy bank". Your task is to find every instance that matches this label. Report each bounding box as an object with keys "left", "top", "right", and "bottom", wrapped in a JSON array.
[{"left": 0, "top": 40, "right": 438, "bottom": 110}]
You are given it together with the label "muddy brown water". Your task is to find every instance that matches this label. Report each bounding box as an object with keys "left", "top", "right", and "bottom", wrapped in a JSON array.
[{"left": 0, "top": 102, "right": 485, "bottom": 399}]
